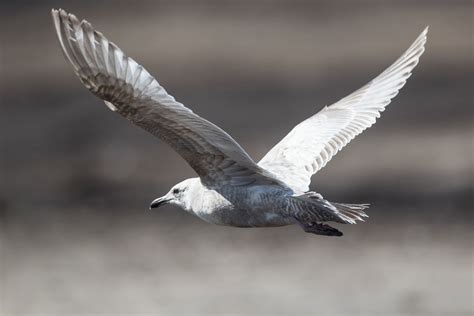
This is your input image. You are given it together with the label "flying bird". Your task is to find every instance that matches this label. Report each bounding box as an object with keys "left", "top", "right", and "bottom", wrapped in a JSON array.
[{"left": 52, "top": 9, "right": 428, "bottom": 236}]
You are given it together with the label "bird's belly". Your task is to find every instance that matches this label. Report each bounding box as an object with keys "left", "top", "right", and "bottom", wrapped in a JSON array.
[{"left": 194, "top": 205, "right": 294, "bottom": 227}]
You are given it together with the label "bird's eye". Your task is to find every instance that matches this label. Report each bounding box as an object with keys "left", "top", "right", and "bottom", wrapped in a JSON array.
[{"left": 173, "top": 188, "right": 180, "bottom": 195}]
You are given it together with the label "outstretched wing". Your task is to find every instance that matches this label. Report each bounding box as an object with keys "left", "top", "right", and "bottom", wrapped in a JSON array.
[
  {"left": 259, "top": 27, "right": 428, "bottom": 193},
  {"left": 52, "top": 9, "right": 280, "bottom": 187}
]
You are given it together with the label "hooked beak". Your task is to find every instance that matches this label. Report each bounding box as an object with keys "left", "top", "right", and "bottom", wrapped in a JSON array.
[{"left": 149, "top": 196, "right": 171, "bottom": 210}]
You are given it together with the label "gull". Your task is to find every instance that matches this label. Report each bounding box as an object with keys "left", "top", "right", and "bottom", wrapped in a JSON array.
[{"left": 52, "top": 9, "right": 428, "bottom": 236}]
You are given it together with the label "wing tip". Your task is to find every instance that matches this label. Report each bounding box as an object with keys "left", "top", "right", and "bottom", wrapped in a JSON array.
[
  {"left": 411, "top": 26, "right": 429, "bottom": 64},
  {"left": 51, "top": 8, "right": 60, "bottom": 31},
  {"left": 51, "top": 8, "right": 83, "bottom": 31},
  {"left": 421, "top": 25, "right": 429, "bottom": 40},
  {"left": 416, "top": 26, "right": 429, "bottom": 49}
]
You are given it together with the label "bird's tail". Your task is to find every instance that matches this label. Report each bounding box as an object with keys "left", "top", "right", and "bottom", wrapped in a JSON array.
[
  {"left": 290, "top": 192, "right": 369, "bottom": 224},
  {"left": 329, "top": 202, "right": 370, "bottom": 224}
]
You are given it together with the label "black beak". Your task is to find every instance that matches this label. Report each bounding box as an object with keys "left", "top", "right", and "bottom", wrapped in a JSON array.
[{"left": 149, "top": 197, "right": 170, "bottom": 209}]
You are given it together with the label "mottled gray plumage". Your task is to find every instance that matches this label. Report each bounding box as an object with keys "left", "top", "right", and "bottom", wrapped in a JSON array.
[{"left": 52, "top": 9, "right": 428, "bottom": 236}]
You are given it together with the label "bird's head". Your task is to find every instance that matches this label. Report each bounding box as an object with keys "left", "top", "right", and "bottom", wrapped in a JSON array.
[{"left": 149, "top": 178, "right": 197, "bottom": 211}]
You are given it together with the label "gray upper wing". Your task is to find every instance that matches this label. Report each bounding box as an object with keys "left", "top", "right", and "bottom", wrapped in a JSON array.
[{"left": 52, "top": 9, "right": 281, "bottom": 187}]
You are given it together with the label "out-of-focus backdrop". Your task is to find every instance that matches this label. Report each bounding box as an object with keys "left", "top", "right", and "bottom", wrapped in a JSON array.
[{"left": 1, "top": 1, "right": 472, "bottom": 315}]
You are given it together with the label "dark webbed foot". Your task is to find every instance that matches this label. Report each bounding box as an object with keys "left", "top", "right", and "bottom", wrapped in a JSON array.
[{"left": 300, "top": 222, "right": 343, "bottom": 237}]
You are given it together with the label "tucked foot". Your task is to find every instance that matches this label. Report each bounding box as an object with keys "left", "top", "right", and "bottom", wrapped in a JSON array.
[{"left": 299, "top": 222, "right": 343, "bottom": 237}]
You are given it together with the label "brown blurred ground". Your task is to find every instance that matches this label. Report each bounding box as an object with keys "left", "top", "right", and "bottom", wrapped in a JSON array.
[{"left": 1, "top": 1, "right": 473, "bottom": 315}]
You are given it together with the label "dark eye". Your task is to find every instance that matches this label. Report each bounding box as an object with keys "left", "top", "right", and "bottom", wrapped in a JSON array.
[{"left": 173, "top": 188, "right": 180, "bottom": 195}]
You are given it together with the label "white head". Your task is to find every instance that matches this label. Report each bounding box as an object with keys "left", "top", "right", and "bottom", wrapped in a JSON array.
[{"left": 149, "top": 178, "right": 199, "bottom": 211}]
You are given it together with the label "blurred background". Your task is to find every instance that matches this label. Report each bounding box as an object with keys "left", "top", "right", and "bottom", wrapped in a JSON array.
[{"left": 1, "top": 0, "right": 472, "bottom": 315}]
